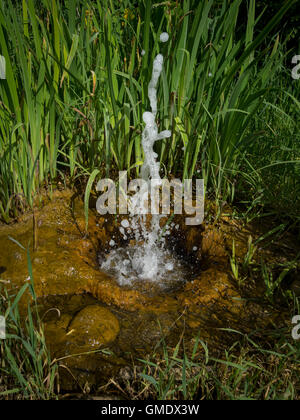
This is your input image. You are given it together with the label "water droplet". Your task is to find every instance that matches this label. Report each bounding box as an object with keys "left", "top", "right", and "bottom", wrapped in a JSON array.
[
  {"left": 160, "top": 32, "right": 169, "bottom": 43},
  {"left": 121, "top": 219, "right": 130, "bottom": 228}
]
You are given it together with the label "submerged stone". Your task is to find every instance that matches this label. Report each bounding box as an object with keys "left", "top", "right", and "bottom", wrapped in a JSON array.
[{"left": 66, "top": 305, "right": 120, "bottom": 353}]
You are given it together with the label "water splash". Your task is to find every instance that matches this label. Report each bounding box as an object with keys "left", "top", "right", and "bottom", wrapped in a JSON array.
[
  {"left": 100, "top": 33, "right": 187, "bottom": 289},
  {"left": 160, "top": 32, "right": 169, "bottom": 43}
]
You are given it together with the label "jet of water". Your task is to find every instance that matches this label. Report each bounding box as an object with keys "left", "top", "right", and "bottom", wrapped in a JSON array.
[{"left": 101, "top": 33, "right": 186, "bottom": 287}]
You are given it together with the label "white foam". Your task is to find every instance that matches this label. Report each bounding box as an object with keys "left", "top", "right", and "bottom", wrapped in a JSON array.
[
  {"left": 121, "top": 219, "right": 130, "bottom": 228},
  {"left": 160, "top": 32, "right": 169, "bottom": 43}
]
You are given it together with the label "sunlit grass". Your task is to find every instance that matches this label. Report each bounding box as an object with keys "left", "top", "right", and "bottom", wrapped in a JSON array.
[
  {"left": 0, "top": 246, "right": 58, "bottom": 400},
  {"left": 0, "top": 0, "right": 298, "bottom": 224}
]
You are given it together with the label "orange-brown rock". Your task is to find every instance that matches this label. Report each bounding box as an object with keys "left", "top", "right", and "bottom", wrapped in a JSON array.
[
  {"left": 179, "top": 268, "right": 240, "bottom": 308},
  {"left": 66, "top": 305, "right": 120, "bottom": 353},
  {"left": 201, "top": 226, "right": 228, "bottom": 262}
]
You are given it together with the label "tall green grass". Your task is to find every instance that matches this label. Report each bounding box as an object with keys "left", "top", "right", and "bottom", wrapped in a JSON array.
[
  {"left": 236, "top": 70, "right": 300, "bottom": 229},
  {"left": 0, "top": 244, "right": 58, "bottom": 399},
  {"left": 0, "top": 0, "right": 298, "bottom": 222}
]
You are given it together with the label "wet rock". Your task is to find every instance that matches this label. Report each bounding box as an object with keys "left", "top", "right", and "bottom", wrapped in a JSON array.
[
  {"left": 201, "top": 227, "right": 227, "bottom": 262},
  {"left": 179, "top": 268, "right": 241, "bottom": 309},
  {"left": 47, "top": 304, "right": 122, "bottom": 391},
  {"left": 66, "top": 305, "right": 120, "bottom": 353}
]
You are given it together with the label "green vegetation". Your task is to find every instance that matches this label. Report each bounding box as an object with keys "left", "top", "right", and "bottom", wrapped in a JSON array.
[
  {"left": 0, "top": 0, "right": 299, "bottom": 400},
  {"left": 127, "top": 322, "right": 300, "bottom": 400},
  {"left": 0, "top": 0, "right": 299, "bottom": 226},
  {"left": 0, "top": 245, "right": 58, "bottom": 399}
]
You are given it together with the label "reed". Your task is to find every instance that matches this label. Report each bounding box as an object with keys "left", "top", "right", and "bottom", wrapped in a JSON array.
[
  {"left": 0, "top": 245, "right": 58, "bottom": 400},
  {"left": 0, "top": 0, "right": 298, "bottom": 223}
]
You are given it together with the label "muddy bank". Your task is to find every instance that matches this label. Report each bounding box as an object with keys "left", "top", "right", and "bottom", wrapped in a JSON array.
[{"left": 0, "top": 190, "right": 295, "bottom": 391}]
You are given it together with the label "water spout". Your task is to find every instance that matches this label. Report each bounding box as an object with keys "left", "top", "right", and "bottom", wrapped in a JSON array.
[{"left": 100, "top": 32, "right": 187, "bottom": 289}]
